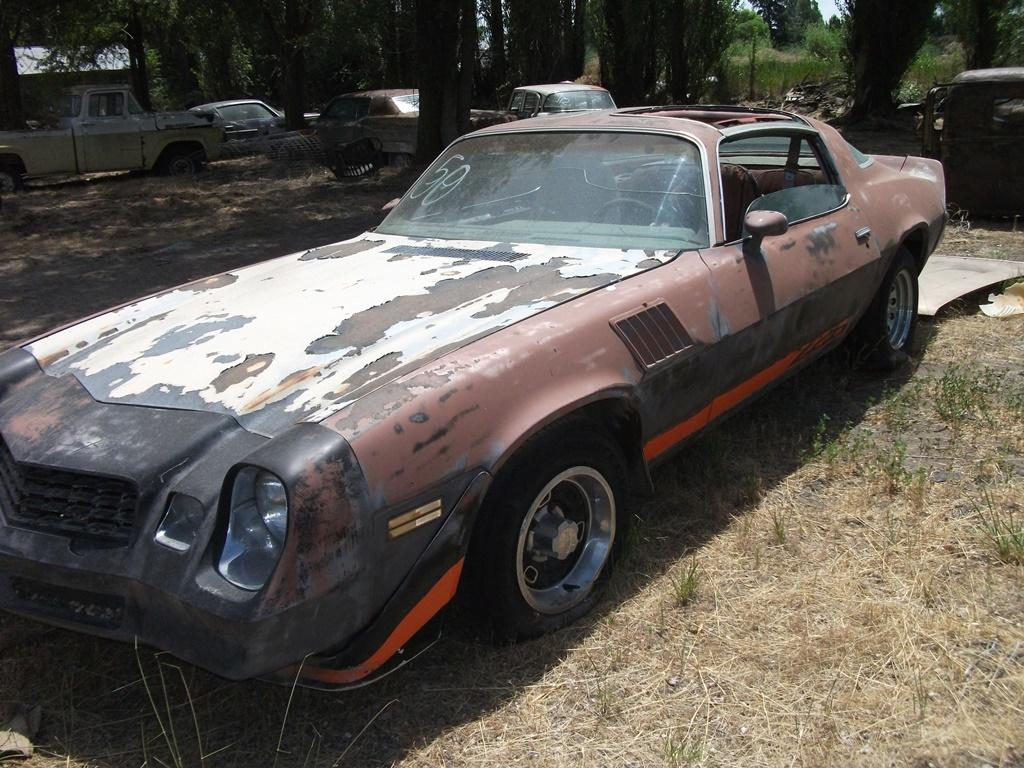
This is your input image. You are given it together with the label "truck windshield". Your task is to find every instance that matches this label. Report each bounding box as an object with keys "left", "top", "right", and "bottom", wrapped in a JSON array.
[{"left": 379, "top": 131, "right": 710, "bottom": 250}]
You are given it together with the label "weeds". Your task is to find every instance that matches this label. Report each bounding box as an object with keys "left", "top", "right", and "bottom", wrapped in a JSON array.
[
  {"left": 974, "top": 490, "right": 1024, "bottom": 564},
  {"left": 933, "top": 365, "right": 997, "bottom": 430},
  {"left": 663, "top": 730, "right": 705, "bottom": 765},
  {"left": 874, "top": 439, "right": 910, "bottom": 495},
  {"left": 769, "top": 507, "right": 787, "bottom": 546},
  {"left": 671, "top": 557, "right": 701, "bottom": 606}
]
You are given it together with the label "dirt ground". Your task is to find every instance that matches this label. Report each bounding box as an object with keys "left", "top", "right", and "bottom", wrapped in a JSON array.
[{"left": 0, "top": 130, "right": 1022, "bottom": 768}]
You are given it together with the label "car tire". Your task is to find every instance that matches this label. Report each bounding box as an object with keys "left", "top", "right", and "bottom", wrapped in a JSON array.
[
  {"left": 851, "top": 247, "right": 919, "bottom": 370},
  {"left": 0, "top": 166, "right": 24, "bottom": 194},
  {"left": 467, "top": 422, "right": 628, "bottom": 641},
  {"left": 160, "top": 148, "right": 203, "bottom": 177}
]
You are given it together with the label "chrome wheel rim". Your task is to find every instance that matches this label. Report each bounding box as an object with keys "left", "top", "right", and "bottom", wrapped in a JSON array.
[
  {"left": 516, "top": 466, "right": 615, "bottom": 615},
  {"left": 886, "top": 268, "right": 914, "bottom": 350}
]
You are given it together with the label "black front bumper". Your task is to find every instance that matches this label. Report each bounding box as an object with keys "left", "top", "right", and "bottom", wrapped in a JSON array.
[{"left": 0, "top": 348, "right": 489, "bottom": 684}]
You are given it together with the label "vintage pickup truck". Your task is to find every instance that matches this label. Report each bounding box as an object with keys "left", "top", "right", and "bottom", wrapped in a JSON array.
[{"left": 0, "top": 85, "right": 224, "bottom": 192}]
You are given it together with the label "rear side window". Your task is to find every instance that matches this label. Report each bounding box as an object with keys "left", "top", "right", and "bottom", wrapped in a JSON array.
[
  {"left": 88, "top": 92, "right": 124, "bottom": 118},
  {"left": 322, "top": 97, "right": 370, "bottom": 121},
  {"left": 993, "top": 98, "right": 1024, "bottom": 133},
  {"left": 521, "top": 91, "right": 539, "bottom": 116},
  {"left": 509, "top": 91, "right": 525, "bottom": 112},
  {"left": 718, "top": 132, "right": 847, "bottom": 241},
  {"left": 845, "top": 140, "right": 873, "bottom": 167}
]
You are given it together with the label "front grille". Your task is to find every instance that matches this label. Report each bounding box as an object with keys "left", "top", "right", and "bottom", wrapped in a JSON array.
[
  {"left": 612, "top": 302, "right": 693, "bottom": 368},
  {"left": 0, "top": 438, "right": 138, "bottom": 544},
  {"left": 10, "top": 577, "right": 124, "bottom": 628}
]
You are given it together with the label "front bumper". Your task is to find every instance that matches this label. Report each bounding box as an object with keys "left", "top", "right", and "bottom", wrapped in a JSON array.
[{"left": 0, "top": 348, "right": 489, "bottom": 684}]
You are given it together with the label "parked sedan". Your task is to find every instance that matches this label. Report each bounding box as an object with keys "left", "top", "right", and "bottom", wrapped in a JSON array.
[
  {"left": 190, "top": 99, "right": 286, "bottom": 140},
  {"left": 508, "top": 83, "right": 616, "bottom": 118},
  {"left": 315, "top": 89, "right": 513, "bottom": 170},
  {"left": 189, "top": 100, "right": 320, "bottom": 141},
  {"left": 0, "top": 106, "right": 944, "bottom": 689}
]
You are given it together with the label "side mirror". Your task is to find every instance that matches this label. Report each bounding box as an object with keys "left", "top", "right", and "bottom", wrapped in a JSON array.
[
  {"left": 382, "top": 197, "right": 400, "bottom": 212},
  {"left": 744, "top": 210, "right": 788, "bottom": 249}
]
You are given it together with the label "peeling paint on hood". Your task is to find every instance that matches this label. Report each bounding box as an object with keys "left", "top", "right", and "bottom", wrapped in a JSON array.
[{"left": 27, "top": 233, "right": 674, "bottom": 436}]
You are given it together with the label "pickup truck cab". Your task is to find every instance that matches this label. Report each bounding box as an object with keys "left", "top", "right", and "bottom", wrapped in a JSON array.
[{"left": 0, "top": 85, "right": 224, "bottom": 192}]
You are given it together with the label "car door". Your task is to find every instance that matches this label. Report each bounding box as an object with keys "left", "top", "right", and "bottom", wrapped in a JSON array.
[
  {"left": 696, "top": 127, "right": 882, "bottom": 421},
  {"left": 77, "top": 91, "right": 144, "bottom": 172}
]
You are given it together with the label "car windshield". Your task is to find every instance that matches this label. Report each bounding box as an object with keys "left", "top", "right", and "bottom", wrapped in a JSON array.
[
  {"left": 322, "top": 97, "right": 370, "bottom": 121},
  {"left": 378, "top": 131, "right": 709, "bottom": 250}
]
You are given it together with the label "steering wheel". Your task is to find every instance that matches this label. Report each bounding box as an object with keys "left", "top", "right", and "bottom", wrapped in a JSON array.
[{"left": 597, "top": 197, "right": 658, "bottom": 225}]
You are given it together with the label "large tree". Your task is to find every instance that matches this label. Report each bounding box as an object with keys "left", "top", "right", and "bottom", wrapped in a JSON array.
[
  {"left": 944, "top": 0, "right": 1012, "bottom": 69},
  {"left": 842, "top": 0, "right": 936, "bottom": 121},
  {"left": 664, "top": 0, "right": 735, "bottom": 103},
  {"left": 414, "top": 0, "right": 474, "bottom": 161},
  {"left": 0, "top": 0, "right": 28, "bottom": 130},
  {"left": 598, "top": 0, "right": 660, "bottom": 105},
  {"left": 261, "top": 0, "right": 321, "bottom": 129}
]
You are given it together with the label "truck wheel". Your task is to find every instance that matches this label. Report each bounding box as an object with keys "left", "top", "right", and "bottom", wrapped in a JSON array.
[
  {"left": 850, "top": 247, "right": 919, "bottom": 370},
  {"left": 0, "top": 166, "right": 24, "bottom": 193},
  {"left": 161, "top": 149, "right": 203, "bottom": 177},
  {"left": 467, "top": 422, "right": 628, "bottom": 641}
]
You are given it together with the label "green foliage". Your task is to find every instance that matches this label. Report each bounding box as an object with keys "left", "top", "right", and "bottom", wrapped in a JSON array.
[{"left": 803, "top": 22, "right": 843, "bottom": 61}]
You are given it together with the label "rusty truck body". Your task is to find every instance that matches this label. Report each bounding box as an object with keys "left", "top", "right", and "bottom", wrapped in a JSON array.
[
  {"left": 921, "top": 67, "right": 1024, "bottom": 216},
  {"left": 0, "top": 85, "right": 223, "bottom": 192}
]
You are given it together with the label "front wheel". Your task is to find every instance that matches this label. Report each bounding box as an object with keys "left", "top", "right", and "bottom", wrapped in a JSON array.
[
  {"left": 851, "top": 247, "right": 919, "bottom": 370},
  {"left": 467, "top": 424, "right": 628, "bottom": 640},
  {"left": 0, "top": 166, "right": 24, "bottom": 194},
  {"left": 161, "top": 149, "right": 204, "bottom": 177}
]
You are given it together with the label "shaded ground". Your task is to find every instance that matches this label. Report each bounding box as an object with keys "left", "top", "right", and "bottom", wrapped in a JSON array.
[
  {"left": 0, "top": 158, "right": 414, "bottom": 350},
  {"left": 1, "top": 131, "right": 1022, "bottom": 768}
]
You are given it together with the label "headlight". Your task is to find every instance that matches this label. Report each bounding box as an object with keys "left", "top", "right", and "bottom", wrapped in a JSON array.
[
  {"left": 154, "top": 494, "right": 205, "bottom": 552},
  {"left": 217, "top": 467, "right": 288, "bottom": 591}
]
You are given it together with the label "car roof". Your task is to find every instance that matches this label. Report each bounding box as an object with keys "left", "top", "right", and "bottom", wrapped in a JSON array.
[
  {"left": 190, "top": 99, "right": 276, "bottom": 110},
  {"left": 469, "top": 104, "right": 810, "bottom": 142},
  {"left": 951, "top": 67, "right": 1024, "bottom": 84},
  {"left": 514, "top": 83, "right": 610, "bottom": 95},
  {"left": 336, "top": 89, "right": 418, "bottom": 99}
]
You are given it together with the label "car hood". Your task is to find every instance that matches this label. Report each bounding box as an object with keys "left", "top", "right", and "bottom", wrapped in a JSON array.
[{"left": 27, "top": 233, "right": 672, "bottom": 437}]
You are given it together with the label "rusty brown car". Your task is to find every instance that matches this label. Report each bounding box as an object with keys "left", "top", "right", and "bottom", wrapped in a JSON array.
[{"left": 0, "top": 106, "right": 945, "bottom": 689}]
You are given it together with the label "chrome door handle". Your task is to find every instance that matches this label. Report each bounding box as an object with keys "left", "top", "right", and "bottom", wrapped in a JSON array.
[{"left": 855, "top": 226, "right": 872, "bottom": 242}]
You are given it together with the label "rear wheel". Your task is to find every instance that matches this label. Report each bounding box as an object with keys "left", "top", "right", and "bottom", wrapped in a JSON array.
[
  {"left": 467, "top": 423, "right": 628, "bottom": 640},
  {"left": 851, "top": 247, "right": 919, "bottom": 370}
]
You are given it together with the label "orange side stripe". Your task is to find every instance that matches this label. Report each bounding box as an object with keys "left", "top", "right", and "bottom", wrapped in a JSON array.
[
  {"left": 298, "top": 558, "right": 464, "bottom": 685},
  {"left": 643, "top": 405, "right": 712, "bottom": 461},
  {"left": 708, "top": 349, "right": 801, "bottom": 421},
  {"left": 644, "top": 319, "right": 849, "bottom": 461}
]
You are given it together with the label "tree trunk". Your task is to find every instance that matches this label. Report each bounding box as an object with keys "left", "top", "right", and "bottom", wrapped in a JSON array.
[
  {"left": 844, "top": 0, "right": 936, "bottom": 122},
  {"left": 486, "top": 0, "right": 506, "bottom": 92},
  {"left": 416, "top": 0, "right": 461, "bottom": 162},
  {"left": 748, "top": 37, "right": 756, "bottom": 99},
  {"left": 457, "top": 0, "right": 476, "bottom": 136},
  {"left": 125, "top": 1, "right": 152, "bottom": 110},
  {"left": 0, "top": 29, "right": 24, "bottom": 130}
]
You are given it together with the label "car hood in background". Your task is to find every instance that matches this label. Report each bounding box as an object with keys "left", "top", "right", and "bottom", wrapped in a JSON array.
[{"left": 27, "top": 234, "right": 673, "bottom": 437}]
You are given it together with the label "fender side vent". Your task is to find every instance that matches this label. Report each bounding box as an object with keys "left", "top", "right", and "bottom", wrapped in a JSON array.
[{"left": 612, "top": 302, "right": 693, "bottom": 368}]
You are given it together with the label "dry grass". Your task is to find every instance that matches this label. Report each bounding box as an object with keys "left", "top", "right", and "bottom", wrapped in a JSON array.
[{"left": 1, "top": 138, "right": 1023, "bottom": 768}]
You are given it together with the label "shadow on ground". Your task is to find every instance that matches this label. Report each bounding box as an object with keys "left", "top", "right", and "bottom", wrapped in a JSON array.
[{"left": 0, "top": 337, "right": 924, "bottom": 767}]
